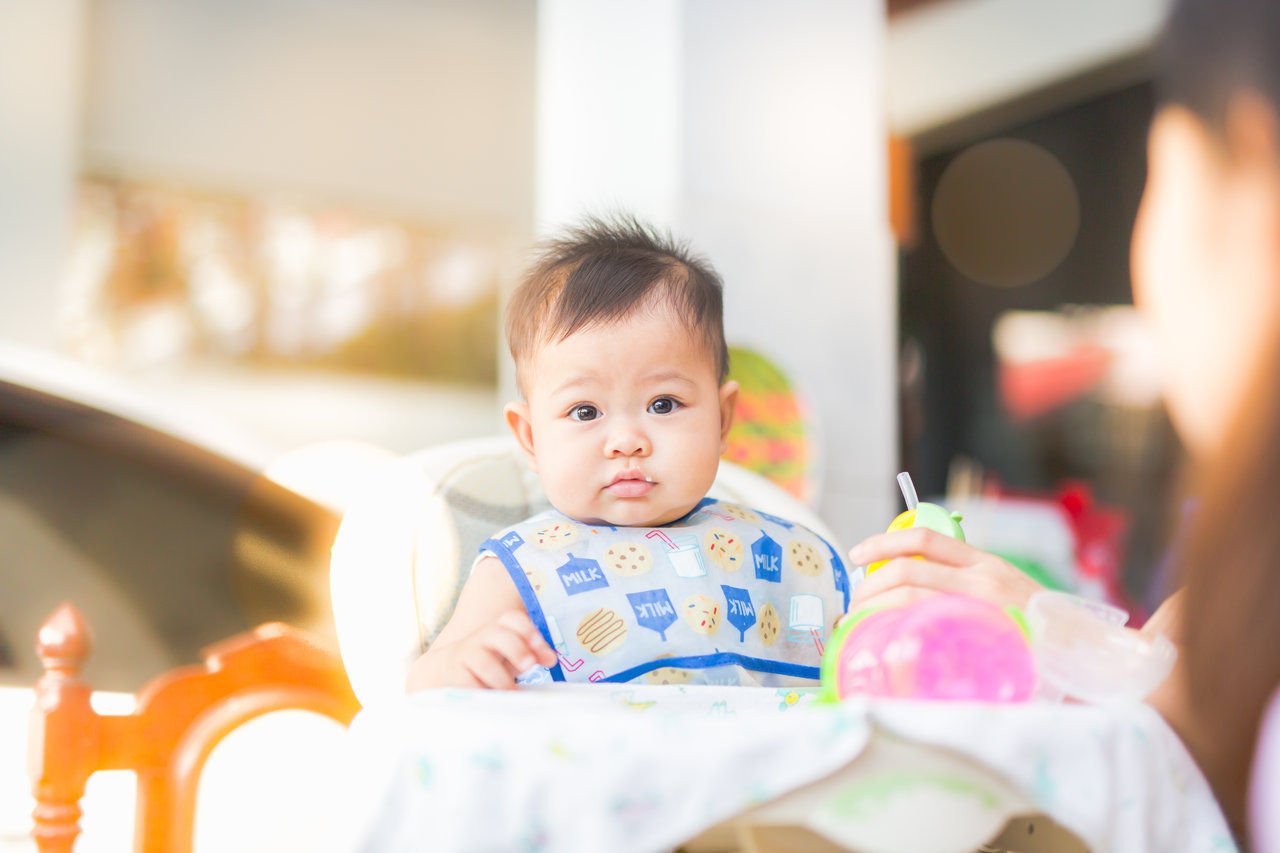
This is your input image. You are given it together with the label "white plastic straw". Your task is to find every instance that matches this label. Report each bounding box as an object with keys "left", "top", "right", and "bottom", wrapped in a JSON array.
[{"left": 896, "top": 471, "right": 919, "bottom": 510}]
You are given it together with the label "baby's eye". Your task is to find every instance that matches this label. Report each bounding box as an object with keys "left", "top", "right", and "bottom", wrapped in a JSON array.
[
  {"left": 648, "top": 396, "right": 682, "bottom": 415},
  {"left": 568, "top": 404, "right": 600, "bottom": 422}
]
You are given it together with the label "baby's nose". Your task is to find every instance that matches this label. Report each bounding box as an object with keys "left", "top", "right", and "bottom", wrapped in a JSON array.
[{"left": 606, "top": 422, "right": 651, "bottom": 457}]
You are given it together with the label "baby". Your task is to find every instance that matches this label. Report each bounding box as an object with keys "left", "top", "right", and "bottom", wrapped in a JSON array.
[{"left": 405, "top": 217, "right": 850, "bottom": 691}]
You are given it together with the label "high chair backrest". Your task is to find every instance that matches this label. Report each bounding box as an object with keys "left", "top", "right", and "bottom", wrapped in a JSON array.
[{"left": 329, "top": 436, "right": 839, "bottom": 707}]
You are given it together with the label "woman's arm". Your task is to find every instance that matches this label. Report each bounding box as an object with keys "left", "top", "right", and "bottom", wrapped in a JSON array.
[
  {"left": 847, "top": 527, "right": 1042, "bottom": 612},
  {"left": 1140, "top": 589, "right": 1193, "bottom": 737}
]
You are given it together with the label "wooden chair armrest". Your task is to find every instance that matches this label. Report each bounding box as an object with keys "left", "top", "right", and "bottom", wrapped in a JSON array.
[{"left": 28, "top": 603, "right": 360, "bottom": 853}]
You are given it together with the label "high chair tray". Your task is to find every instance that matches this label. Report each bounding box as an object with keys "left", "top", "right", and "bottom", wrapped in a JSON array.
[{"left": 322, "top": 686, "right": 1233, "bottom": 853}]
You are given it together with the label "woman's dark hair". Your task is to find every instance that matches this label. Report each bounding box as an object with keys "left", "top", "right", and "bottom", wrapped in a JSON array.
[
  {"left": 1161, "top": 3, "right": 1280, "bottom": 836},
  {"left": 1159, "top": 0, "right": 1280, "bottom": 136},
  {"left": 1176, "top": 335, "right": 1280, "bottom": 836},
  {"left": 505, "top": 215, "right": 728, "bottom": 393}
]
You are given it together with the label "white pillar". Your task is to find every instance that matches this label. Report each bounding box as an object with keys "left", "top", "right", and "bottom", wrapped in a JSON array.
[
  {"left": 680, "top": 0, "right": 893, "bottom": 540},
  {"left": 0, "top": 0, "right": 85, "bottom": 348},
  {"left": 534, "top": 0, "right": 684, "bottom": 233},
  {"left": 534, "top": 0, "right": 894, "bottom": 540}
]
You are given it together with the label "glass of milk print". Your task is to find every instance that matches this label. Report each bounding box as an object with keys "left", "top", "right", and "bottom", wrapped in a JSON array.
[
  {"left": 788, "top": 594, "right": 824, "bottom": 643},
  {"left": 545, "top": 615, "right": 566, "bottom": 651},
  {"left": 646, "top": 530, "right": 708, "bottom": 578}
]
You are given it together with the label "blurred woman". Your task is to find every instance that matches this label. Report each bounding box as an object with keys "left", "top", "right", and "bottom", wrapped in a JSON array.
[{"left": 848, "top": 0, "right": 1280, "bottom": 841}]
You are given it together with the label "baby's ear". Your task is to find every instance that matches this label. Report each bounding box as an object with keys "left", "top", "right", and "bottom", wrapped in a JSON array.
[
  {"left": 717, "top": 380, "right": 740, "bottom": 453},
  {"left": 503, "top": 401, "right": 538, "bottom": 472}
]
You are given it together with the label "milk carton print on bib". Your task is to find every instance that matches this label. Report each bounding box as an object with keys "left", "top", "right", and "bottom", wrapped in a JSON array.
[{"left": 480, "top": 498, "right": 852, "bottom": 686}]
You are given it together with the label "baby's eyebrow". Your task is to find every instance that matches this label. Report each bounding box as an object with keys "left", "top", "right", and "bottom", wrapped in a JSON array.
[
  {"left": 550, "top": 373, "right": 599, "bottom": 397},
  {"left": 641, "top": 369, "right": 697, "bottom": 387}
]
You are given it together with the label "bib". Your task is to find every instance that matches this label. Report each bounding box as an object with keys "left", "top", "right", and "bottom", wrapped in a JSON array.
[{"left": 480, "top": 498, "right": 851, "bottom": 686}]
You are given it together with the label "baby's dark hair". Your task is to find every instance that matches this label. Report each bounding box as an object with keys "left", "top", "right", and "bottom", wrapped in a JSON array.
[{"left": 506, "top": 215, "right": 729, "bottom": 393}]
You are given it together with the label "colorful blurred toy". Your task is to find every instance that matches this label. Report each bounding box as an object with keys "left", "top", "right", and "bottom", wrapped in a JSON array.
[
  {"left": 819, "top": 593, "right": 1037, "bottom": 703},
  {"left": 867, "top": 472, "right": 966, "bottom": 575},
  {"left": 721, "top": 346, "right": 816, "bottom": 503}
]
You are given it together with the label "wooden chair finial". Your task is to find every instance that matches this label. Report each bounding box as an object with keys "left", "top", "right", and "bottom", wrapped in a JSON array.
[
  {"left": 36, "top": 603, "right": 92, "bottom": 679},
  {"left": 30, "top": 604, "right": 97, "bottom": 853}
]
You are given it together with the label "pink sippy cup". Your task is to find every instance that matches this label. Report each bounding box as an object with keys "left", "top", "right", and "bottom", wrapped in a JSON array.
[{"left": 820, "top": 593, "right": 1037, "bottom": 703}]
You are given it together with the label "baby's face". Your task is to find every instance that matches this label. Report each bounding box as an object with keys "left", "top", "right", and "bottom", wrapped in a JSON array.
[{"left": 505, "top": 307, "right": 737, "bottom": 527}]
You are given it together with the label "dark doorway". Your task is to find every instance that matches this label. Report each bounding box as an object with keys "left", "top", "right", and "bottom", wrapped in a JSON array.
[{"left": 899, "top": 80, "right": 1180, "bottom": 606}]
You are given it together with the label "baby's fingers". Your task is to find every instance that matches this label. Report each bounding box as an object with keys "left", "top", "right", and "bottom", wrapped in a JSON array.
[
  {"left": 496, "top": 611, "right": 557, "bottom": 666},
  {"left": 483, "top": 623, "right": 551, "bottom": 674},
  {"left": 849, "top": 527, "right": 979, "bottom": 568},
  {"left": 461, "top": 646, "right": 518, "bottom": 689}
]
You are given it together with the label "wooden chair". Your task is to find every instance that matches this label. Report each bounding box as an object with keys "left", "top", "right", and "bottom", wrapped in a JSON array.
[{"left": 27, "top": 602, "right": 360, "bottom": 853}]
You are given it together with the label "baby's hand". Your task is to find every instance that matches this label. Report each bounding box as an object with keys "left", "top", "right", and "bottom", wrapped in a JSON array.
[{"left": 442, "top": 610, "right": 558, "bottom": 690}]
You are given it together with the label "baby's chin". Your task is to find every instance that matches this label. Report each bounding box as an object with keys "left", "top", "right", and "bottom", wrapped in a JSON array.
[{"left": 557, "top": 499, "right": 700, "bottom": 528}]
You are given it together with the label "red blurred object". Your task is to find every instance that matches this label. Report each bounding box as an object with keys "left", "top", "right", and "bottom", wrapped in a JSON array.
[
  {"left": 998, "top": 343, "right": 1113, "bottom": 421},
  {"left": 983, "top": 478, "right": 1144, "bottom": 623}
]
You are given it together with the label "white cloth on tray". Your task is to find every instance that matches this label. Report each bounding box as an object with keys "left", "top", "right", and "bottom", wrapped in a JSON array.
[{"left": 323, "top": 685, "right": 1234, "bottom": 853}]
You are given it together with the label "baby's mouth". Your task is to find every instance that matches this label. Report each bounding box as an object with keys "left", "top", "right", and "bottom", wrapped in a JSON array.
[{"left": 606, "top": 470, "right": 656, "bottom": 498}]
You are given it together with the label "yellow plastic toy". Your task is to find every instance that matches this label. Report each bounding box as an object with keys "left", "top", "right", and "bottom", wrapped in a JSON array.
[{"left": 867, "top": 472, "right": 966, "bottom": 574}]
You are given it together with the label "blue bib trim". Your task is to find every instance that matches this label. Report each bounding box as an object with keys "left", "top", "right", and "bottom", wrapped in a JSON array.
[
  {"left": 601, "top": 653, "right": 820, "bottom": 684},
  {"left": 486, "top": 537, "right": 567, "bottom": 682}
]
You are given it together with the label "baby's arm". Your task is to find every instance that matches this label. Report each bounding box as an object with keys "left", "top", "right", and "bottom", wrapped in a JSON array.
[{"left": 404, "top": 556, "right": 557, "bottom": 692}]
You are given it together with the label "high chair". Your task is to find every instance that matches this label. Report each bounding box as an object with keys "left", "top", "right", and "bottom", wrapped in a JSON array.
[{"left": 329, "top": 435, "right": 837, "bottom": 707}]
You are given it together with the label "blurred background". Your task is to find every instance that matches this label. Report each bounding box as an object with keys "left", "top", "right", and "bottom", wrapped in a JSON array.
[
  {"left": 0, "top": 0, "right": 1186, "bottom": 848},
  {"left": 0, "top": 0, "right": 1182, "bottom": 726}
]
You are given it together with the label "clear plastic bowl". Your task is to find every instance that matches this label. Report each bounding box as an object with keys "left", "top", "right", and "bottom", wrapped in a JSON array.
[{"left": 1025, "top": 590, "right": 1177, "bottom": 705}]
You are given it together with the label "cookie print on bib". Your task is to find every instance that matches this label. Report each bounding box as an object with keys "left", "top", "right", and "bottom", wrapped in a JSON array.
[
  {"left": 720, "top": 503, "right": 762, "bottom": 525},
  {"left": 532, "top": 521, "right": 579, "bottom": 549},
  {"left": 604, "top": 542, "right": 653, "bottom": 577},
  {"left": 577, "top": 607, "right": 627, "bottom": 655},
  {"left": 704, "top": 528, "right": 744, "bottom": 571},
  {"left": 787, "top": 539, "right": 824, "bottom": 577},
  {"left": 524, "top": 566, "right": 548, "bottom": 594},
  {"left": 682, "top": 594, "right": 721, "bottom": 635},
  {"left": 758, "top": 601, "right": 781, "bottom": 646},
  {"left": 645, "top": 662, "right": 693, "bottom": 685}
]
